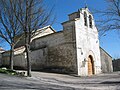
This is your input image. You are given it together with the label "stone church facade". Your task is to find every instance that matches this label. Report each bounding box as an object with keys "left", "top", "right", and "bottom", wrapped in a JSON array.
[{"left": 0, "top": 7, "right": 113, "bottom": 76}]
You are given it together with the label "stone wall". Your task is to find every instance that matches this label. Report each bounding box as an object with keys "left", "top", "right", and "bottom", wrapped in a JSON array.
[
  {"left": 1, "top": 51, "right": 10, "bottom": 67},
  {"left": 112, "top": 59, "right": 120, "bottom": 71},
  {"left": 1, "top": 31, "right": 77, "bottom": 74},
  {"left": 30, "top": 31, "right": 77, "bottom": 74},
  {"left": 31, "top": 48, "right": 48, "bottom": 70},
  {"left": 100, "top": 48, "right": 113, "bottom": 73},
  {"left": 1, "top": 51, "right": 27, "bottom": 69},
  {"left": 2, "top": 49, "right": 48, "bottom": 70},
  {"left": 47, "top": 43, "right": 77, "bottom": 73}
]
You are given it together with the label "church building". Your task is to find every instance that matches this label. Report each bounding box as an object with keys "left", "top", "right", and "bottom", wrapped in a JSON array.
[{"left": 0, "top": 7, "right": 113, "bottom": 76}]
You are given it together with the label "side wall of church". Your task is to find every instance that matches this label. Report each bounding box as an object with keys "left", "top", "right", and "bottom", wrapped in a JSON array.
[
  {"left": 100, "top": 48, "right": 113, "bottom": 73},
  {"left": 1, "top": 31, "right": 77, "bottom": 74},
  {"left": 30, "top": 31, "right": 77, "bottom": 74}
]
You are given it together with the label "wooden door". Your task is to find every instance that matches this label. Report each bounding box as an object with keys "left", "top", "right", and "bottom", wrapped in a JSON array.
[{"left": 88, "top": 56, "right": 94, "bottom": 75}]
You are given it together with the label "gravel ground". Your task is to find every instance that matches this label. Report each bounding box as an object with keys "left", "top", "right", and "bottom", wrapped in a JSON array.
[{"left": 0, "top": 71, "right": 120, "bottom": 90}]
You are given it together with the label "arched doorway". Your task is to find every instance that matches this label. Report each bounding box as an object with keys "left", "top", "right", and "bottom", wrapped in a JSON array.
[{"left": 88, "top": 55, "right": 94, "bottom": 75}]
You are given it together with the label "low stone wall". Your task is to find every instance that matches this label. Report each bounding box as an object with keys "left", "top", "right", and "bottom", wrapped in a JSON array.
[
  {"left": 1, "top": 52, "right": 27, "bottom": 69},
  {"left": 1, "top": 49, "right": 46, "bottom": 70},
  {"left": 1, "top": 52, "right": 10, "bottom": 67}
]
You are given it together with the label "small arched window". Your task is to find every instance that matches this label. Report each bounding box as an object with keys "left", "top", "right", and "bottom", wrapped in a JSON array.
[
  {"left": 89, "top": 15, "right": 92, "bottom": 28},
  {"left": 84, "top": 12, "right": 87, "bottom": 26}
]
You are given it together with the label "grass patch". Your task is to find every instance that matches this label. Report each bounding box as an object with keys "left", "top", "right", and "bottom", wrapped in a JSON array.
[{"left": 0, "top": 68, "right": 17, "bottom": 75}]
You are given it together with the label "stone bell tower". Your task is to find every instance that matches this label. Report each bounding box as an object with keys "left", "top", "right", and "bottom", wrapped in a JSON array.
[{"left": 62, "top": 7, "right": 102, "bottom": 76}]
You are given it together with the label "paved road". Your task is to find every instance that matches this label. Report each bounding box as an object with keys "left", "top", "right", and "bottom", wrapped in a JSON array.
[{"left": 0, "top": 71, "right": 120, "bottom": 90}]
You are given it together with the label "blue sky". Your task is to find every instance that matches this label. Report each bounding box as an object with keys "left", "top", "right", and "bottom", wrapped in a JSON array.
[
  {"left": 1, "top": 0, "right": 120, "bottom": 59},
  {"left": 45, "top": 0, "right": 120, "bottom": 59}
]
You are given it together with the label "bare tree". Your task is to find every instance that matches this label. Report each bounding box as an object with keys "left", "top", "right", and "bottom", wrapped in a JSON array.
[
  {"left": 95, "top": 0, "right": 120, "bottom": 36},
  {"left": 0, "top": 0, "right": 23, "bottom": 70},
  {"left": 9, "top": 0, "right": 54, "bottom": 76}
]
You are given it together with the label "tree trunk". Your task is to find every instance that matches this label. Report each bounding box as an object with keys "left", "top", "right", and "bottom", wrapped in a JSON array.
[
  {"left": 25, "top": 44, "right": 31, "bottom": 77},
  {"left": 9, "top": 44, "right": 14, "bottom": 70}
]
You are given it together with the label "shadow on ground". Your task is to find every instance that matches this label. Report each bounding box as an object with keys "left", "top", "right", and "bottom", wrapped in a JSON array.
[{"left": 101, "top": 81, "right": 120, "bottom": 84}]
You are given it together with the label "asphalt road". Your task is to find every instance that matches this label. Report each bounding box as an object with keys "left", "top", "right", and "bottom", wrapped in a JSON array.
[{"left": 0, "top": 71, "right": 120, "bottom": 90}]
